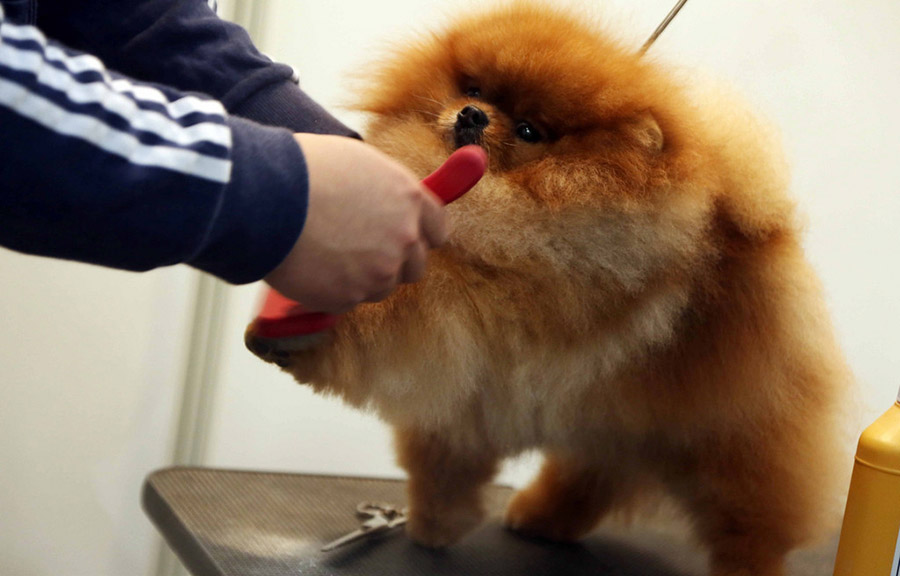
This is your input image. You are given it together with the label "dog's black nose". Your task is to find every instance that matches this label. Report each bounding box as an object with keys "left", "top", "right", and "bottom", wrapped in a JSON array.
[
  {"left": 454, "top": 105, "right": 489, "bottom": 147},
  {"left": 456, "top": 105, "right": 489, "bottom": 130}
]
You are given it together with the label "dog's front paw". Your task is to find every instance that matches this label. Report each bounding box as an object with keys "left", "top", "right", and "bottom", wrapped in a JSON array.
[{"left": 406, "top": 504, "right": 484, "bottom": 548}]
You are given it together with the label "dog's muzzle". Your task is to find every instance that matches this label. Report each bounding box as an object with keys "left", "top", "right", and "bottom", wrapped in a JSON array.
[{"left": 454, "top": 105, "right": 489, "bottom": 148}]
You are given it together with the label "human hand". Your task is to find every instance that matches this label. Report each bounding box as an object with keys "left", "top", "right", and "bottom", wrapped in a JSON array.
[{"left": 264, "top": 134, "right": 448, "bottom": 313}]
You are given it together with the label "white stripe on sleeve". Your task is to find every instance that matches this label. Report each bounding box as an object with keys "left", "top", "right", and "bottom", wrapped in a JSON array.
[
  {"left": 0, "top": 76, "right": 231, "bottom": 183},
  {"left": 1, "top": 23, "right": 228, "bottom": 119},
  {"left": 0, "top": 16, "right": 232, "bottom": 183},
  {"left": 0, "top": 44, "right": 230, "bottom": 148}
]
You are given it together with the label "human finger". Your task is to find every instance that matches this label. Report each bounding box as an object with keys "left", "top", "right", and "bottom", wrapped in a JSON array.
[{"left": 418, "top": 187, "right": 449, "bottom": 249}]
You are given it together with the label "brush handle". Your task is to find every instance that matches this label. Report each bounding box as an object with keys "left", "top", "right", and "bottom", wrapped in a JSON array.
[
  {"left": 422, "top": 145, "right": 488, "bottom": 204},
  {"left": 253, "top": 145, "right": 488, "bottom": 339},
  {"left": 253, "top": 290, "right": 338, "bottom": 339}
]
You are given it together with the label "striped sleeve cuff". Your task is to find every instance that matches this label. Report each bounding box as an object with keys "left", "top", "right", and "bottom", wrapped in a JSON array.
[{"left": 187, "top": 116, "right": 309, "bottom": 285}]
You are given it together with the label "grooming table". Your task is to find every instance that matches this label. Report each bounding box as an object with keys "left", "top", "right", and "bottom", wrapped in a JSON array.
[{"left": 143, "top": 468, "right": 838, "bottom": 576}]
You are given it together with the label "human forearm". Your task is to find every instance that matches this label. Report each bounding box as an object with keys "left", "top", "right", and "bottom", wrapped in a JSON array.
[{"left": 0, "top": 10, "right": 308, "bottom": 283}]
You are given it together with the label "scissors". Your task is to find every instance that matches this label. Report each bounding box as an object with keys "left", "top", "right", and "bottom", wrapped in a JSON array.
[{"left": 320, "top": 502, "right": 409, "bottom": 552}]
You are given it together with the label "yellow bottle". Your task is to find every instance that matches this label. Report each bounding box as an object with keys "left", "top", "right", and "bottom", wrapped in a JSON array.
[{"left": 834, "top": 394, "right": 900, "bottom": 576}]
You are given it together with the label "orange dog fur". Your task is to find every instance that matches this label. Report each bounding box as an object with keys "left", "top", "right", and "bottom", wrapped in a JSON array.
[{"left": 246, "top": 4, "right": 853, "bottom": 574}]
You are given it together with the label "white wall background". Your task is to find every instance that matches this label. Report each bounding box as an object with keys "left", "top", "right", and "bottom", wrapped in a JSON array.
[
  {"left": 2, "top": 1, "right": 899, "bottom": 576},
  {"left": 0, "top": 258, "right": 194, "bottom": 576}
]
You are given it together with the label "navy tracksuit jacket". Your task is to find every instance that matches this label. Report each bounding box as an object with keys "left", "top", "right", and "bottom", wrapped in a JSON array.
[{"left": 0, "top": 0, "right": 358, "bottom": 283}]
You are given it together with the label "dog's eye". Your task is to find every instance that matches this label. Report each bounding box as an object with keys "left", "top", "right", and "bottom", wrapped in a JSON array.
[
  {"left": 465, "top": 87, "right": 481, "bottom": 98},
  {"left": 515, "top": 121, "right": 542, "bottom": 143}
]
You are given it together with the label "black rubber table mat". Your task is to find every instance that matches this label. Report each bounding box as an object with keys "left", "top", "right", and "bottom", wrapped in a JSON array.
[{"left": 143, "top": 467, "right": 838, "bottom": 576}]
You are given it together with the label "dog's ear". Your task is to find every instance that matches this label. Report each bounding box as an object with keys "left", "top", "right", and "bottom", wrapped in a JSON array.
[{"left": 623, "top": 112, "right": 664, "bottom": 152}]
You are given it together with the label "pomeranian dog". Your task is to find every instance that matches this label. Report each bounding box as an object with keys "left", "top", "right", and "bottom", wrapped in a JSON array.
[{"left": 246, "top": 3, "right": 853, "bottom": 574}]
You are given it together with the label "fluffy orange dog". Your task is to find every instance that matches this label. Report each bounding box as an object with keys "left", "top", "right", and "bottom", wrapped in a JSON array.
[{"left": 246, "top": 3, "right": 853, "bottom": 574}]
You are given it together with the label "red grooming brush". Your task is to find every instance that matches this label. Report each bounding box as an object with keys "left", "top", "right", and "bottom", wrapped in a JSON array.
[{"left": 249, "top": 145, "right": 488, "bottom": 351}]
